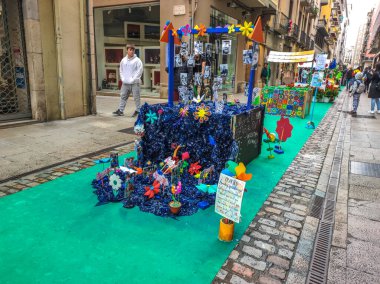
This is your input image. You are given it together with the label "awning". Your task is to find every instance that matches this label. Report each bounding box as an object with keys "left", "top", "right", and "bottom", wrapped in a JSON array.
[{"left": 267, "top": 50, "right": 315, "bottom": 63}]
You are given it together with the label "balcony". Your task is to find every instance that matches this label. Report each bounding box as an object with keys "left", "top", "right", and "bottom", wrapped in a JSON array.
[
  {"left": 332, "top": 0, "right": 342, "bottom": 12},
  {"left": 273, "top": 12, "right": 289, "bottom": 35},
  {"left": 305, "top": 34, "right": 310, "bottom": 49},
  {"left": 300, "top": 0, "right": 312, "bottom": 7},
  {"left": 317, "top": 19, "right": 329, "bottom": 37},
  {"left": 291, "top": 23, "right": 299, "bottom": 39},
  {"left": 309, "top": 39, "right": 315, "bottom": 50},
  {"left": 300, "top": 31, "right": 306, "bottom": 46}
]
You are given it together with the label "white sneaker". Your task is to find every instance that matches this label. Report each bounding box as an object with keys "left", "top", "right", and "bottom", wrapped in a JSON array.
[
  {"left": 377, "top": 110, "right": 380, "bottom": 114},
  {"left": 368, "top": 110, "right": 375, "bottom": 114}
]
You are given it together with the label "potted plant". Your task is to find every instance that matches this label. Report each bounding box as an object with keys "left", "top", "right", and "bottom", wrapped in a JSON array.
[
  {"left": 169, "top": 181, "right": 182, "bottom": 214},
  {"left": 310, "top": 6, "right": 319, "bottom": 17}
]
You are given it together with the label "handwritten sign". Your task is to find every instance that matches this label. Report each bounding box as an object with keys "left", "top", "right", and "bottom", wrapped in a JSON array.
[
  {"left": 310, "top": 72, "right": 323, "bottom": 88},
  {"left": 215, "top": 173, "right": 246, "bottom": 223},
  {"left": 315, "top": 54, "right": 327, "bottom": 71}
]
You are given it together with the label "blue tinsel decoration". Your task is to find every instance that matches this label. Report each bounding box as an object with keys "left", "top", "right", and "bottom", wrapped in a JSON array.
[{"left": 92, "top": 102, "right": 263, "bottom": 217}]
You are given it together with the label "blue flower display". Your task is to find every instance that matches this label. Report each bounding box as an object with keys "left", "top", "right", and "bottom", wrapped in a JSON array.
[{"left": 92, "top": 102, "right": 264, "bottom": 217}]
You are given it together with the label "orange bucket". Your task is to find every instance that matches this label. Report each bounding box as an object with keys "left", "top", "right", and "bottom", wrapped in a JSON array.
[{"left": 218, "top": 218, "right": 234, "bottom": 242}]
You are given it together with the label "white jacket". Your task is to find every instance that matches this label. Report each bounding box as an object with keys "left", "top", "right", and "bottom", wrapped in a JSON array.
[{"left": 119, "top": 55, "right": 143, "bottom": 84}]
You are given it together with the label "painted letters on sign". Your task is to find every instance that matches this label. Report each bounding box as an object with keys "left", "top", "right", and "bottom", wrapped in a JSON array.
[{"left": 215, "top": 173, "right": 246, "bottom": 223}]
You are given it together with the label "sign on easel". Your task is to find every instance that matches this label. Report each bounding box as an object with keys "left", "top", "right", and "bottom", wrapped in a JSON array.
[{"left": 215, "top": 173, "right": 246, "bottom": 223}]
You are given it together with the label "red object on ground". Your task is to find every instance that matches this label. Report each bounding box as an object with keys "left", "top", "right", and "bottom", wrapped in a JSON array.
[{"left": 276, "top": 116, "right": 293, "bottom": 142}]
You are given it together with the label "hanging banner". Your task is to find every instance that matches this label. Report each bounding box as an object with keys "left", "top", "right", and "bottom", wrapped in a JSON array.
[
  {"left": 267, "top": 50, "right": 314, "bottom": 63},
  {"left": 215, "top": 173, "right": 246, "bottom": 223},
  {"left": 315, "top": 54, "right": 328, "bottom": 71}
]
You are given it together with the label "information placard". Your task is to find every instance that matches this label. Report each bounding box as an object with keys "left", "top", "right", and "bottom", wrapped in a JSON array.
[
  {"left": 315, "top": 54, "right": 327, "bottom": 71},
  {"left": 232, "top": 107, "right": 264, "bottom": 165},
  {"left": 215, "top": 173, "right": 246, "bottom": 223}
]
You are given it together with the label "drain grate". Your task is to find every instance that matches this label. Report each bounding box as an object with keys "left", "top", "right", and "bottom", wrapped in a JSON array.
[
  {"left": 310, "top": 196, "right": 324, "bottom": 219},
  {"left": 118, "top": 127, "right": 136, "bottom": 135},
  {"left": 307, "top": 221, "right": 334, "bottom": 284},
  {"left": 350, "top": 161, "right": 380, "bottom": 178},
  {"left": 323, "top": 200, "right": 335, "bottom": 223}
]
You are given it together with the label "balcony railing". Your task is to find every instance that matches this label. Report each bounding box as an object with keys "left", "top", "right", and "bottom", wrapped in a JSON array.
[
  {"left": 274, "top": 12, "right": 289, "bottom": 34},
  {"left": 305, "top": 34, "right": 310, "bottom": 49},
  {"left": 309, "top": 39, "right": 315, "bottom": 50},
  {"left": 291, "top": 23, "right": 299, "bottom": 39},
  {"left": 300, "top": 31, "right": 306, "bottom": 46}
]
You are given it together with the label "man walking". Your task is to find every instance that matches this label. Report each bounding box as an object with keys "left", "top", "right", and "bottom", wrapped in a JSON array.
[{"left": 113, "top": 44, "right": 143, "bottom": 117}]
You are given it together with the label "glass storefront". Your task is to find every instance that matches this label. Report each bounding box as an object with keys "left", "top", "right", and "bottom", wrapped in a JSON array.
[{"left": 94, "top": 3, "right": 160, "bottom": 94}]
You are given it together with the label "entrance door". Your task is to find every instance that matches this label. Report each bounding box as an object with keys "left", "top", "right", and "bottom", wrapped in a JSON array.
[{"left": 0, "top": 0, "right": 30, "bottom": 121}]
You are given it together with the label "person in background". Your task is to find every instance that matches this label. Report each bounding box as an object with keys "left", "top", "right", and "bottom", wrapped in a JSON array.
[
  {"left": 345, "top": 67, "right": 353, "bottom": 90},
  {"left": 301, "top": 68, "right": 308, "bottom": 83},
  {"left": 113, "top": 44, "right": 143, "bottom": 117},
  {"left": 349, "top": 72, "right": 365, "bottom": 116},
  {"left": 368, "top": 63, "right": 380, "bottom": 114},
  {"left": 261, "top": 63, "right": 270, "bottom": 86},
  {"left": 363, "top": 67, "right": 373, "bottom": 93}
]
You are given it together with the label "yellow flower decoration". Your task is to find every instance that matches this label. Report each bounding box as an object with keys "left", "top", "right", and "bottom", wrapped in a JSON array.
[
  {"left": 239, "top": 21, "right": 253, "bottom": 37},
  {"left": 193, "top": 103, "right": 211, "bottom": 123},
  {"left": 179, "top": 106, "right": 189, "bottom": 117},
  {"left": 235, "top": 162, "right": 252, "bottom": 182},
  {"left": 228, "top": 24, "right": 235, "bottom": 34},
  {"left": 172, "top": 28, "right": 178, "bottom": 38},
  {"left": 194, "top": 23, "right": 206, "bottom": 37}
]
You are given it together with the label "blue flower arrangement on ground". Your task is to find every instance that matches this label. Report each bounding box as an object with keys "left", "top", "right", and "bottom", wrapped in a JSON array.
[{"left": 92, "top": 102, "right": 263, "bottom": 217}]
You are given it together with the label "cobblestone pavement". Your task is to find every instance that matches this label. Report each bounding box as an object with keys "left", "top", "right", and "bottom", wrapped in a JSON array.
[
  {"left": 0, "top": 143, "right": 135, "bottom": 197},
  {"left": 213, "top": 90, "right": 380, "bottom": 284}
]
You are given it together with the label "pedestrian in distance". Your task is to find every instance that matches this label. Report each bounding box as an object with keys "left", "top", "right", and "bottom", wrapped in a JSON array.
[
  {"left": 368, "top": 63, "right": 380, "bottom": 114},
  {"left": 113, "top": 44, "right": 143, "bottom": 117},
  {"left": 301, "top": 68, "right": 308, "bottom": 84},
  {"left": 345, "top": 67, "right": 353, "bottom": 90},
  {"left": 261, "top": 63, "right": 270, "bottom": 86},
  {"left": 363, "top": 67, "right": 373, "bottom": 93},
  {"left": 349, "top": 72, "right": 366, "bottom": 117}
]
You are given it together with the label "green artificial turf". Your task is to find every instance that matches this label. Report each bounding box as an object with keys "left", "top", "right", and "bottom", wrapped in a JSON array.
[{"left": 0, "top": 102, "right": 332, "bottom": 284}]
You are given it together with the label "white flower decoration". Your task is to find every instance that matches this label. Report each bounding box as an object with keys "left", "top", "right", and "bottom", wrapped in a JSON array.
[{"left": 109, "top": 174, "right": 122, "bottom": 190}]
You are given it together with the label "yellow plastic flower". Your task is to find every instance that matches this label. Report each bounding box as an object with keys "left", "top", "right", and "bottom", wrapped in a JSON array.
[
  {"left": 228, "top": 24, "right": 235, "bottom": 34},
  {"left": 172, "top": 28, "right": 178, "bottom": 38},
  {"left": 239, "top": 21, "right": 253, "bottom": 37},
  {"left": 194, "top": 23, "right": 206, "bottom": 37},
  {"left": 193, "top": 103, "right": 211, "bottom": 123},
  {"left": 235, "top": 162, "right": 252, "bottom": 182}
]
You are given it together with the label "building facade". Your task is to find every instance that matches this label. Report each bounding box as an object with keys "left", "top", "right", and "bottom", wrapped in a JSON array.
[
  {"left": 360, "top": 9, "right": 375, "bottom": 69},
  {"left": 0, "top": 0, "right": 350, "bottom": 123},
  {"left": 334, "top": 0, "right": 348, "bottom": 65},
  {"left": 352, "top": 24, "right": 365, "bottom": 68},
  {"left": 368, "top": 2, "right": 380, "bottom": 66},
  {"left": 0, "top": 0, "right": 94, "bottom": 122}
]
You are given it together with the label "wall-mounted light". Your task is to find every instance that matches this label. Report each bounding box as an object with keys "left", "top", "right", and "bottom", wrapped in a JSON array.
[
  {"left": 129, "top": 8, "right": 131, "bottom": 13},
  {"left": 149, "top": 5, "right": 151, "bottom": 12}
]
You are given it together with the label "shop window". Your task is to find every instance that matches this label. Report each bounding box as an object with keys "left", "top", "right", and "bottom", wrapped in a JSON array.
[{"left": 95, "top": 3, "right": 160, "bottom": 91}]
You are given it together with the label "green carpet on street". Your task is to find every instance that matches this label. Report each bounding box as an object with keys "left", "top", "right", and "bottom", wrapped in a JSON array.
[{"left": 0, "top": 102, "right": 332, "bottom": 284}]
